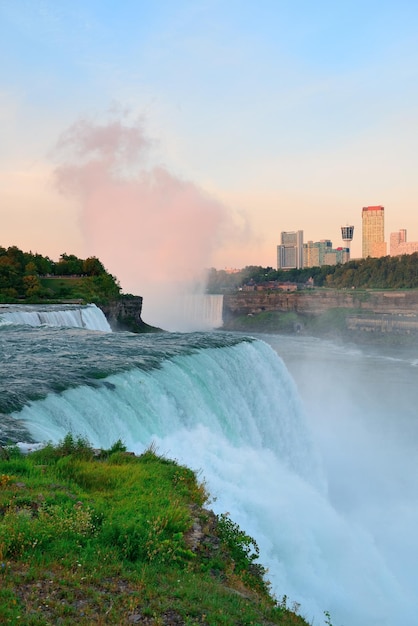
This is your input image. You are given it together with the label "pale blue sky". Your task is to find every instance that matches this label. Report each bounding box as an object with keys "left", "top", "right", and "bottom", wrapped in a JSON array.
[{"left": 2, "top": 0, "right": 418, "bottom": 283}]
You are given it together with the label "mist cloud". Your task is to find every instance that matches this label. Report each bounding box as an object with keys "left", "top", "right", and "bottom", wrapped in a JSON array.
[{"left": 53, "top": 113, "right": 242, "bottom": 328}]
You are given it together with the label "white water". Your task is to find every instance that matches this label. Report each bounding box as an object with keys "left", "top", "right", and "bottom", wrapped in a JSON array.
[
  {"left": 142, "top": 293, "right": 224, "bottom": 332},
  {"left": 12, "top": 334, "right": 417, "bottom": 626},
  {"left": 180, "top": 294, "right": 224, "bottom": 331},
  {"left": 0, "top": 304, "right": 111, "bottom": 331}
]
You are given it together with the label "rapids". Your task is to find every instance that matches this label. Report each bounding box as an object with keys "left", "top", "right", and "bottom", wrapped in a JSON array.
[
  {"left": 1, "top": 304, "right": 417, "bottom": 626},
  {"left": 0, "top": 303, "right": 111, "bottom": 332}
]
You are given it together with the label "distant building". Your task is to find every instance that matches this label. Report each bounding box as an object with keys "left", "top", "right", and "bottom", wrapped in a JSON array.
[
  {"left": 341, "top": 225, "right": 354, "bottom": 259},
  {"left": 277, "top": 230, "right": 304, "bottom": 270},
  {"left": 362, "top": 206, "right": 387, "bottom": 258},
  {"left": 303, "top": 240, "right": 350, "bottom": 268},
  {"left": 304, "top": 240, "right": 332, "bottom": 267},
  {"left": 327, "top": 247, "right": 350, "bottom": 265},
  {"left": 390, "top": 229, "right": 418, "bottom": 256}
]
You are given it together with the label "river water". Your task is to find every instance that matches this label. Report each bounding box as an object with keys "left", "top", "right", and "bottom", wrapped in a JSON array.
[{"left": 0, "top": 304, "right": 416, "bottom": 626}]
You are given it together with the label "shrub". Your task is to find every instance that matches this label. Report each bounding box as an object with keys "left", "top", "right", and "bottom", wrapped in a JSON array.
[{"left": 31, "top": 433, "right": 94, "bottom": 463}]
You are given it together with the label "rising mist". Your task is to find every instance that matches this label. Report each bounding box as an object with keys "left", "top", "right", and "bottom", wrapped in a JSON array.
[{"left": 53, "top": 112, "right": 246, "bottom": 330}]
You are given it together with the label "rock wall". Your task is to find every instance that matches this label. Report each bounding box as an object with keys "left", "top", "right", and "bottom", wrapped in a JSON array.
[
  {"left": 223, "top": 289, "right": 418, "bottom": 336},
  {"left": 102, "top": 290, "right": 418, "bottom": 335},
  {"left": 346, "top": 315, "right": 418, "bottom": 333},
  {"left": 99, "top": 296, "right": 157, "bottom": 333},
  {"left": 223, "top": 289, "right": 418, "bottom": 318}
]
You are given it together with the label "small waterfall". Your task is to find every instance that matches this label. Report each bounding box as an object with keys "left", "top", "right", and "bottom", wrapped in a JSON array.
[
  {"left": 180, "top": 294, "right": 223, "bottom": 330},
  {"left": 0, "top": 304, "right": 111, "bottom": 332}
]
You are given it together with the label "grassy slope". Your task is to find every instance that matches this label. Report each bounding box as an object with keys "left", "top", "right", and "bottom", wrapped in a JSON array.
[
  {"left": 38, "top": 277, "right": 117, "bottom": 305},
  {"left": 0, "top": 438, "right": 310, "bottom": 626}
]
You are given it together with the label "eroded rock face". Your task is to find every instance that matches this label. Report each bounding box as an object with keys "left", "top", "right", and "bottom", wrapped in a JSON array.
[
  {"left": 223, "top": 289, "right": 418, "bottom": 318},
  {"left": 222, "top": 290, "right": 418, "bottom": 337},
  {"left": 99, "top": 296, "right": 146, "bottom": 333}
]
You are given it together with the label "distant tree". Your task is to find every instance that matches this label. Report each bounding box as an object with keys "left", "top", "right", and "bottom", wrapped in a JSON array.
[
  {"left": 24, "top": 261, "right": 38, "bottom": 276},
  {"left": 56, "top": 253, "right": 84, "bottom": 275},
  {"left": 206, "top": 254, "right": 418, "bottom": 291},
  {"left": 29, "top": 253, "right": 54, "bottom": 275},
  {"left": 0, "top": 287, "right": 19, "bottom": 302},
  {"left": 0, "top": 255, "right": 23, "bottom": 293},
  {"left": 83, "top": 257, "right": 106, "bottom": 276},
  {"left": 74, "top": 273, "right": 121, "bottom": 303},
  {"left": 6, "top": 246, "right": 25, "bottom": 270},
  {"left": 23, "top": 274, "right": 42, "bottom": 298},
  {"left": 0, "top": 246, "right": 122, "bottom": 303}
]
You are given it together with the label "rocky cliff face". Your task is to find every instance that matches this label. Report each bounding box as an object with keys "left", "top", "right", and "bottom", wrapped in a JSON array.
[
  {"left": 223, "top": 289, "right": 418, "bottom": 336},
  {"left": 223, "top": 289, "right": 418, "bottom": 318},
  {"left": 102, "top": 290, "right": 418, "bottom": 336},
  {"left": 99, "top": 296, "right": 160, "bottom": 333}
]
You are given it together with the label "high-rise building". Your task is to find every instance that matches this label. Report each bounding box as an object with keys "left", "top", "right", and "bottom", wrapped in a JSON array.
[
  {"left": 390, "top": 229, "right": 418, "bottom": 255},
  {"left": 362, "top": 206, "right": 386, "bottom": 258},
  {"left": 304, "top": 240, "right": 332, "bottom": 267},
  {"left": 277, "top": 230, "right": 303, "bottom": 269},
  {"left": 304, "top": 240, "right": 350, "bottom": 268}
]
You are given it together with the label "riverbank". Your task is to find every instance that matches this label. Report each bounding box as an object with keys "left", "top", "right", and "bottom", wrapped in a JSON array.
[
  {"left": 221, "top": 306, "right": 418, "bottom": 349},
  {"left": 220, "top": 287, "right": 418, "bottom": 347},
  {"left": 0, "top": 438, "right": 309, "bottom": 626}
]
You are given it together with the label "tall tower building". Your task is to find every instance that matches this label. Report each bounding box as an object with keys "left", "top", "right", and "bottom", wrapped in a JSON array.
[
  {"left": 341, "top": 225, "right": 354, "bottom": 259},
  {"left": 277, "top": 230, "right": 304, "bottom": 269},
  {"left": 362, "top": 206, "right": 386, "bottom": 258}
]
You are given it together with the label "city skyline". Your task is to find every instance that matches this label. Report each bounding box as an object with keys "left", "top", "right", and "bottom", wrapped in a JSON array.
[
  {"left": 2, "top": 2, "right": 418, "bottom": 296},
  {"left": 277, "top": 205, "right": 418, "bottom": 270}
]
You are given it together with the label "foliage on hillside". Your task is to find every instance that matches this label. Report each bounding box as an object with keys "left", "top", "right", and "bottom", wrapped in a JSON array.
[
  {"left": 206, "top": 253, "right": 418, "bottom": 292},
  {"left": 0, "top": 436, "right": 311, "bottom": 625},
  {"left": 0, "top": 246, "right": 121, "bottom": 304}
]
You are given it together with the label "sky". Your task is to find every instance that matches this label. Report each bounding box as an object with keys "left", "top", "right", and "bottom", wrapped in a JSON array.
[{"left": 2, "top": 0, "right": 418, "bottom": 304}]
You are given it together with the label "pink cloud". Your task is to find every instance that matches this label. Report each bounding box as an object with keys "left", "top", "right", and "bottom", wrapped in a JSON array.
[{"left": 53, "top": 114, "right": 243, "bottom": 328}]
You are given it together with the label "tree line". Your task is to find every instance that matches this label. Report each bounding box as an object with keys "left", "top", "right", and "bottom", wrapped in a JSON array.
[
  {"left": 0, "top": 246, "right": 121, "bottom": 303},
  {"left": 206, "top": 253, "right": 418, "bottom": 292}
]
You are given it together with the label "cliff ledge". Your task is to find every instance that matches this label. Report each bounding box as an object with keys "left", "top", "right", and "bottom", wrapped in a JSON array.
[{"left": 100, "top": 296, "right": 161, "bottom": 333}]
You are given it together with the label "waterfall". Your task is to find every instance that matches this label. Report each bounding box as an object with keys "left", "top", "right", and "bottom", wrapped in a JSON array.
[
  {"left": 180, "top": 294, "right": 223, "bottom": 330},
  {"left": 0, "top": 304, "right": 111, "bottom": 332},
  {"left": 11, "top": 335, "right": 414, "bottom": 626}
]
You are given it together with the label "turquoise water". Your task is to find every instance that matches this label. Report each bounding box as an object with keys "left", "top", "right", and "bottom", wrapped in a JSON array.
[{"left": 1, "top": 304, "right": 417, "bottom": 626}]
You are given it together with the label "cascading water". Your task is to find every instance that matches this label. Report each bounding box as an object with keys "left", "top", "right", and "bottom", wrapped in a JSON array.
[
  {"left": 0, "top": 303, "right": 111, "bottom": 331},
  {"left": 1, "top": 308, "right": 416, "bottom": 626},
  {"left": 181, "top": 294, "right": 224, "bottom": 330},
  {"left": 142, "top": 293, "right": 224, "bottom": 332}
]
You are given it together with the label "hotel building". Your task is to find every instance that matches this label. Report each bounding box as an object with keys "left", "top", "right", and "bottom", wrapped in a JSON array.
[
  {"left": 390, "top": 229, "right": 418, "bottom": 256},
  {"left": 303, "top": 240, "right": 350, "bottom": 267},
  {"left": 277, "top": 230, "right": 304, "bottom": 270},
  {"left": 362, "top": 206, "right": 387, "bottom": 258}
]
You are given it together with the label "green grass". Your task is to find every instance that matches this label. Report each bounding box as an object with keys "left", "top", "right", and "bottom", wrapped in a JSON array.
[
  {"left": 0, "top": 436, "right": 310, "bottom": 625},
  {"left": 224, "top": 311, "right": 302, "bottom": 333},
  {"left": 40, "top": 277, "right": 85, "bottom": 298},
  {"left": 39, "top": 276, "right": 116, "bottom": 304}
]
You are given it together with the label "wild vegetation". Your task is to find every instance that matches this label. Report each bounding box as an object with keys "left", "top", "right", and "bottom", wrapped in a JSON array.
[
  {"left": 5, "top": 244, "right": 418, "bottom": 305},
  {"left": 0, "top": 436, "right": 312, "bottom": 625},
  {"left": 0, "top": 246, "right": 121, "bottom": 304},
  {"left": 206, "top": 253, "right": 418, "bottom": 292}
]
